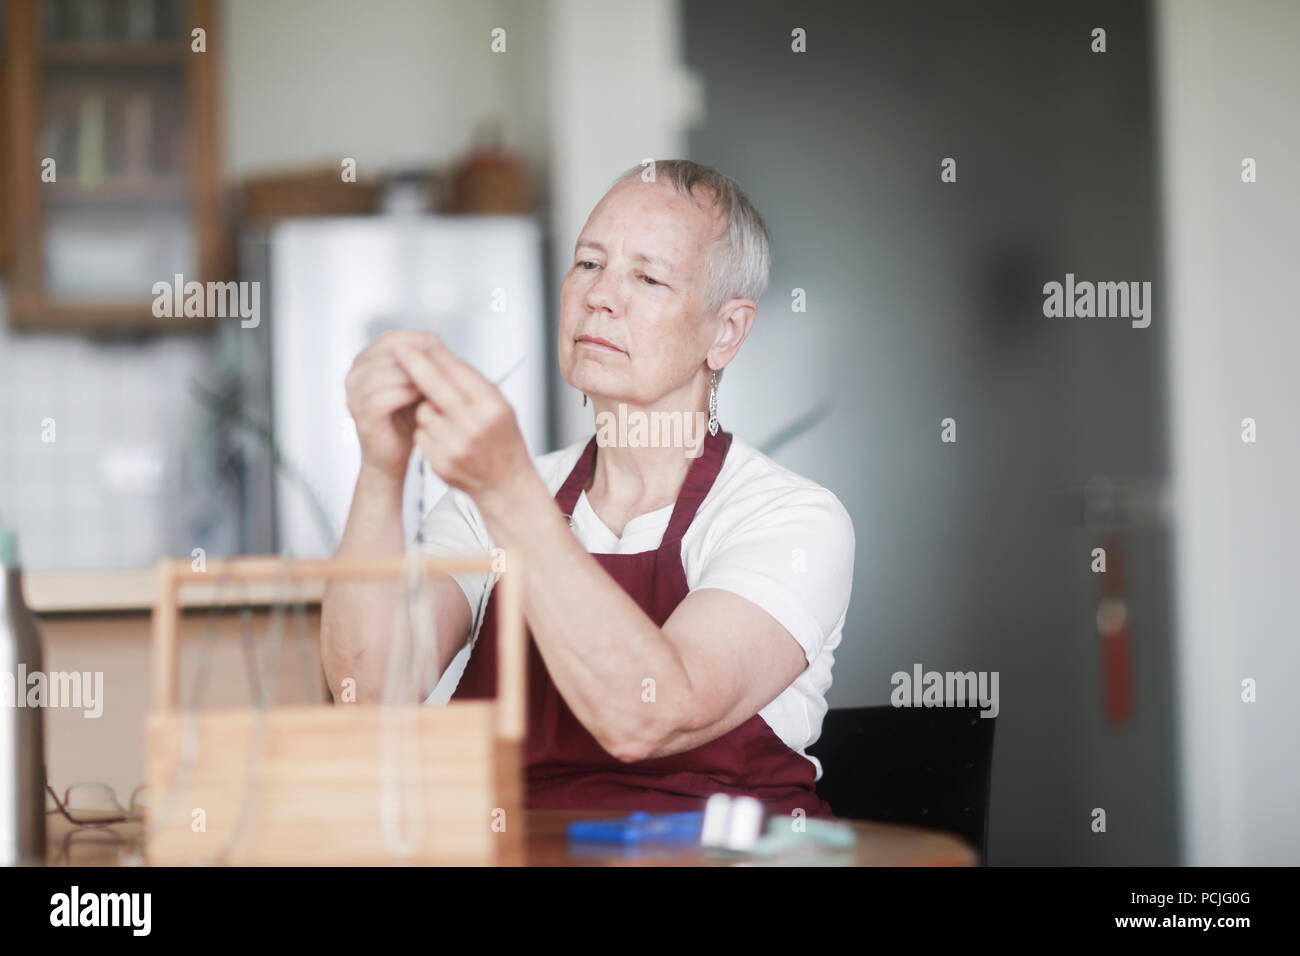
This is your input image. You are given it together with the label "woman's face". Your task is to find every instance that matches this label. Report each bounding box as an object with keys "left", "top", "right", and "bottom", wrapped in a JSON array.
[{"left": 559, "top": 179, "right": 726, "bottom": 408}]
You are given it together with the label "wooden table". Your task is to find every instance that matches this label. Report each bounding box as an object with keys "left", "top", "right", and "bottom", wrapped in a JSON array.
[{"left": 46, "top": 808, "right": 976, "bottom": 867}]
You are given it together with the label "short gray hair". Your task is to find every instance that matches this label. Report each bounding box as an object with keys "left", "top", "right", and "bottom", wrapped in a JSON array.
[{"left": 610, "top": 160, "right": 772, "bottom": 315}]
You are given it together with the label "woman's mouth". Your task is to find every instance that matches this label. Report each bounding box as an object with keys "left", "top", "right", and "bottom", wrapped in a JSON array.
[{"left": 576, "top": 335, "right": 624, "bottom": 353}]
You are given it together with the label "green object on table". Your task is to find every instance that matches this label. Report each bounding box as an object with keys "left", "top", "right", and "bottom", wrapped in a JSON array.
[
  {"left": 0, "top": 527, "right": 19, "bottom": 569},
  {"left": 747, "top": 817, "right": 858, "bottom": 857}
]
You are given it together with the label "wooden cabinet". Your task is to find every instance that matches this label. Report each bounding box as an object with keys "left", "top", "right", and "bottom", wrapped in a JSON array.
[
  {"left": 1, "top": 3, "right": 10, "bottom": 275},
  {"left": 4, "top": 0, "right": 223, "bottom": 330}
]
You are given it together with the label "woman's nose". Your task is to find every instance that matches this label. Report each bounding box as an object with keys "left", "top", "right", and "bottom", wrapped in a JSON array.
[{"left": 584, "top": 269, "right": 623, "bottom": 314}]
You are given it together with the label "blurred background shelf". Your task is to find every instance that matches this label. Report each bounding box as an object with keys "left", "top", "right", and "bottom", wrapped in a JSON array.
[
  {"left": 44, "top": 41, "right": 186, "bottom": 64},
  {"left": 24, "top": 567, "right": 325, "bottom": 613},
  {"left": 44, "top": 174, "right": 188, "bottom": 202},
  {"left": 4, "top": 0, "right": 224, "bottom": 331}
]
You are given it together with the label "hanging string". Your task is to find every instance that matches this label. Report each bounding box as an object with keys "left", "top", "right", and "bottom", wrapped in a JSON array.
[
  {"left": 378, "top": 556, "right": 436, "bottom": 857},
  {"left": 412, "top": 352, "right": 527, "bottom": 546}
]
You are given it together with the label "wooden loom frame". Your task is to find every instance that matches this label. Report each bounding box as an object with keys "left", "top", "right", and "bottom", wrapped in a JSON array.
[{"left": 144, "top": 554, "right": 525, "bottom": 865}]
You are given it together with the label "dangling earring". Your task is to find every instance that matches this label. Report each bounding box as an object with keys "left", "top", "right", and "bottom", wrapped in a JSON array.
[
  {"left": 707, "top": 370, "right": 719, "bottom": 436},
  {"left": 582, "top": 392, "right": 588, "bottom": 407}
]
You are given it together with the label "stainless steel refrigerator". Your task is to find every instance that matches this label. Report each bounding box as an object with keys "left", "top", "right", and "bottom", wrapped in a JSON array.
[{"left": 260, "top": 215, "right": 548, "bottom": 558}]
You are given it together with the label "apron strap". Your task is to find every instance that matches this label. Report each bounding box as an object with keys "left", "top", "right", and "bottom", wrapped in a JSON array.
[
  {"left": 554, "top": 435, "right": 598, "bottom": 516},
  {"left": 660, "top": 427, "right": 730, "bottom": 549}
]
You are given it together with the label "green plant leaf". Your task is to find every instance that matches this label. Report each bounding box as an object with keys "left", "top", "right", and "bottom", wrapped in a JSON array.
[{"left": 189, "top": 380, "right": 339, "bottom": 554}]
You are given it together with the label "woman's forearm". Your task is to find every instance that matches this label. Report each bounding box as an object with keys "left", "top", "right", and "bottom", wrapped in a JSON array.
[
  {"left": 319, "top": 464, "right": 408, "bottom": 702},
  {"left": 476, "top": 471, "right": 693, "bottom": 760}
]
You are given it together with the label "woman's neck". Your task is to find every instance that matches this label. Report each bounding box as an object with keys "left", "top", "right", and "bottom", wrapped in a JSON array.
[
  {"left": 583, "top": 380, "right": 712, "bottom": 529},
  {"left": 586, "top": 439, "right": 697, "bottom": 509}
]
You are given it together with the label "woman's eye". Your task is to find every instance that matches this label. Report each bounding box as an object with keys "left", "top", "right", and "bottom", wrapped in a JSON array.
[
  {"left": 641, "top": 274, "right": 660, "bottom": 286},
  {"left": 578, "top": 260, "right": 598, "bottom": 270}
]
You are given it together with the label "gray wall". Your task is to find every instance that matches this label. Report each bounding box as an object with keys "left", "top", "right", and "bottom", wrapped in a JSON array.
[{"left": 683, "top": 0, "right": 1176, "bottom": 864}]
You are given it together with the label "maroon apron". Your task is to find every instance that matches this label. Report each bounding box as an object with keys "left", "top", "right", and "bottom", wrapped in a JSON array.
[{"left": 453, "top": 426, "right": 835, "bottom": 818}]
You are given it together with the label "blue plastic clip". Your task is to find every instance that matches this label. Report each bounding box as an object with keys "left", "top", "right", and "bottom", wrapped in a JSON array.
[{"left": 567, "top": 811, "right": 705, "bottom": 846}]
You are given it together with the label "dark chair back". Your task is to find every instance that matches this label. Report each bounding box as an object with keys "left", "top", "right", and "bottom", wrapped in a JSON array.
[{"left": 806, "top": 706, "right": 996, "bottom": 863}]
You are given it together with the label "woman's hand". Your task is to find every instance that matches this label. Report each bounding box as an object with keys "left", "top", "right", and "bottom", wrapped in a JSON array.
[
  {"left": 344, "top": 330, "right": 434, "bottom": 483},
  {"left": 393, "top": 335, "right": 534, "bottom": 508}
]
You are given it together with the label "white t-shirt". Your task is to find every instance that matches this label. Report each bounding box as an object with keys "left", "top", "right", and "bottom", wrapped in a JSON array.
[{"left": 413, "top": 433, "right": 856, "bottom": 778}]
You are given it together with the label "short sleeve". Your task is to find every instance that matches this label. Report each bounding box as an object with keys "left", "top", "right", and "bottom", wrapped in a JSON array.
[
  {"left": 692, "top": 488, "right": 856, "bottom": 665},
  {"left": 409, "top": 486, "right": 499, "bottom": 650}
]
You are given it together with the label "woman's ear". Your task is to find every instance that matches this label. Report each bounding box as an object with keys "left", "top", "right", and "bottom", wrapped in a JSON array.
[{"left": 707, "top": 298, "right": 757, "bottom": 371}]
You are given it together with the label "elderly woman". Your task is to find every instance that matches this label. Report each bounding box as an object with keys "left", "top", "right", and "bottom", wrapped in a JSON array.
[{"left": 321, "top": 160, "right": 855, "bottom": 817}]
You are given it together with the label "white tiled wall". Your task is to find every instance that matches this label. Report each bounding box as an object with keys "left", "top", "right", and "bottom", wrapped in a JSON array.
[{"left": 0, "top": 284, "right": 247, "bottom": 572}]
